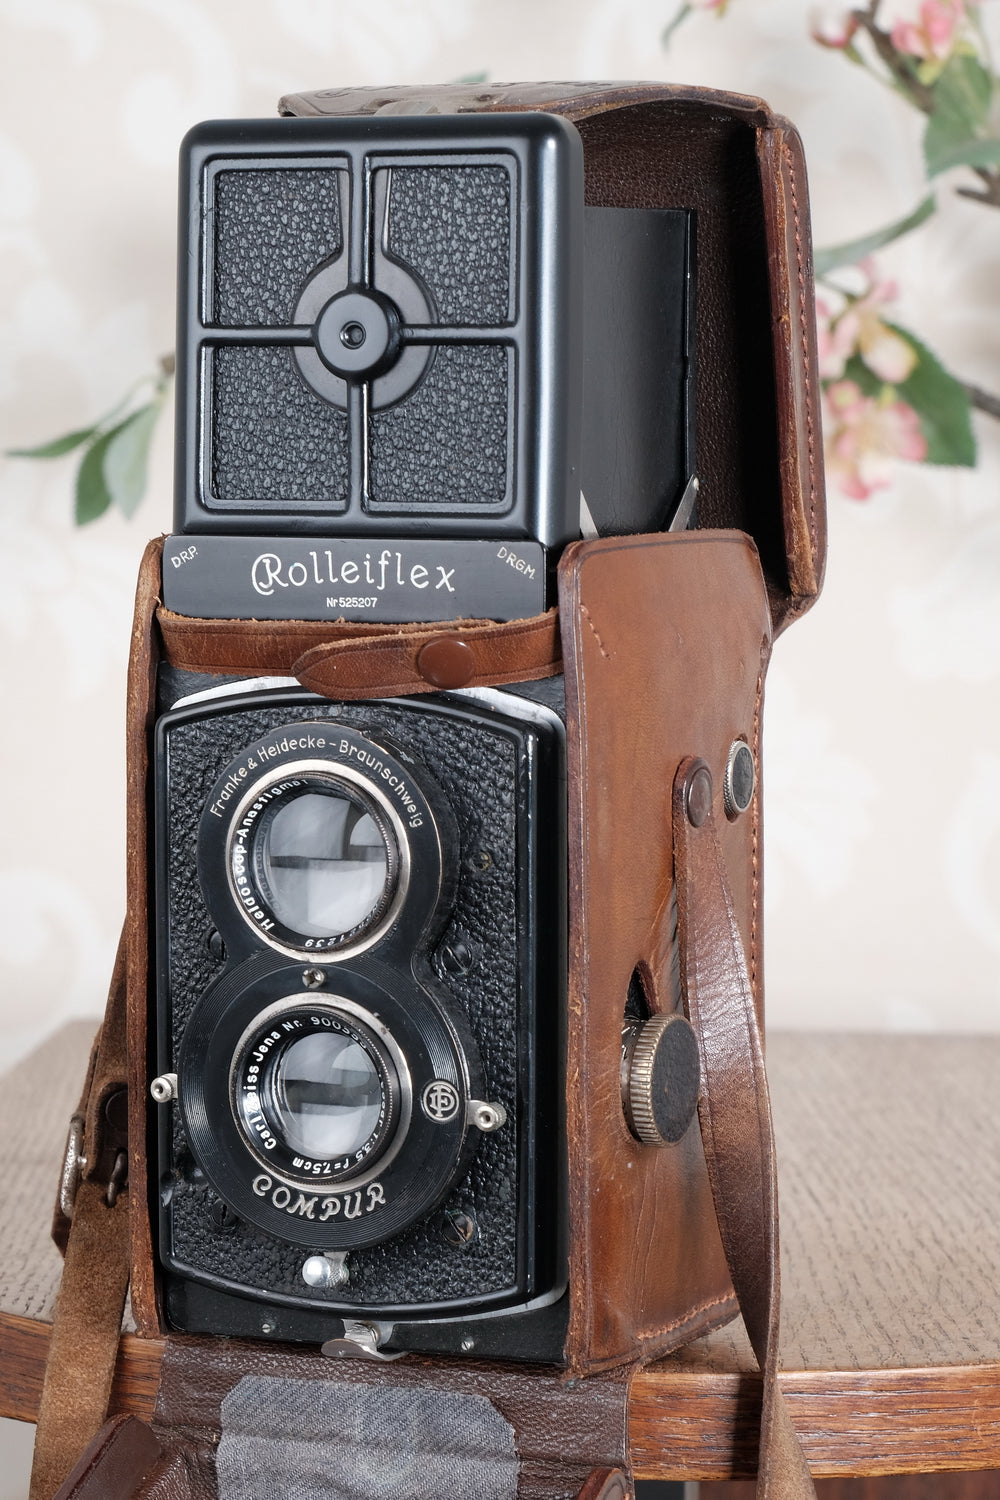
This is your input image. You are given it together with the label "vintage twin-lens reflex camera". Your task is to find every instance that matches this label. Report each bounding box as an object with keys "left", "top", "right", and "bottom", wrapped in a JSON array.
[{"left": 150, "top": 111, "right": 696, "bottom": 1361}]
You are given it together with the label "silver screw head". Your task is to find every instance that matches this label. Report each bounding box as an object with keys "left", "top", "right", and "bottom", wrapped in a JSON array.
[
  {"left": 461, "top": 1337, "right": 475, "bottom": 1352},
  {"left": 150, "top": 1073, "right": 178, "bottom": 1103},
  {"left": 302, "top": 1252, "right": 349, "bottom": 1289},
  {"left": 469, "top": 1100, "right": 507, "bottom": 1133},
  {"left": 302, "top": 968, "right": 326, "bottom": 989}
]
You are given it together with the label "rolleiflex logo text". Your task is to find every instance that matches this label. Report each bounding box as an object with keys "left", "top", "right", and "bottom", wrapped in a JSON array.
[{"left": 251, "top": 548, "right": 458, "bottom": 598}]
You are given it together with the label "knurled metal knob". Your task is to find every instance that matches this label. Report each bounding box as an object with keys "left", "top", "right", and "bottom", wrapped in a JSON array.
[{"left": 622, "top": 1013, "right": 701, "bottom": 1146}]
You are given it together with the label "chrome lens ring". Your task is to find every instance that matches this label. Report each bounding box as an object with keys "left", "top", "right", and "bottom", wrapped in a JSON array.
[
  {"left": 226, "top": 758, "right": 409, "bottom": 960},
  {"left": 230, "top": 995, "right": 413, "bottom": 1190}
]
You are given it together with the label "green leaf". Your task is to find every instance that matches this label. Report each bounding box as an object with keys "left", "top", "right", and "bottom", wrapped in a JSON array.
[
  {"left": 835, "top": 332, "right": 977, "bottom": 469},
  {"left": 887, "top": 323, "right": 977, "bottom": 467},
  {"left": 102, "top": 402, "right": 160, "bottom": 518},
  {"left": 814, "top": 195, "right": 936, "bottom": 277},
  {"left": 924, "top": 52, "right": 994, "bottom": 176},
  {"left": 927, "top": 136, "right": 1000, "bottom": 175},
  {"left": 6, "top": 427, "right": 98, "bottom": 459},
  {"left": 74, "top": 429, "right": 117, "bottom": 524}
]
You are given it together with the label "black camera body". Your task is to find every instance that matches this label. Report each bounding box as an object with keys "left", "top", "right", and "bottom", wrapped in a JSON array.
[
  {"left": 151, "top": 109, "right": 697, "bottom": 1361},
  {"left": 154, "top": 672, "right": 569, "bottom": 1357}
]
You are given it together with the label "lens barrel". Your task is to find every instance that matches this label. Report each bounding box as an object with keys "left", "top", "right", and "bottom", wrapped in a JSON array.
[
  {"left": 229, "top": 770, "right": 400, "bottom": 954},
  {"left": 231, "top": 999, "right": 410, "bottom": 1188}
]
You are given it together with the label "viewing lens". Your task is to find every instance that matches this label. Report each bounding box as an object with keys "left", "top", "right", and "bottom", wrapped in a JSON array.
[
  {"left": 230, "top": 773, "right": 399, "bottom": 952},
  {"left": 258, "top": 787, "right": 389, "bottom": 937}
]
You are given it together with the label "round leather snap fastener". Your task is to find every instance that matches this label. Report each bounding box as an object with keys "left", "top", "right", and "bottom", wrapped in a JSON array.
[
  {"left": 417, "top": 636, "right": 475, "bottom": 689},
  {"left": 685, "top": 763, "right": 714, "bottom": 828}
]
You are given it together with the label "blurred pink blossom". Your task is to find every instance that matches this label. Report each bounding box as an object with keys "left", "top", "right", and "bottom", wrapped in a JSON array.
[
  {"left": 816, "top": 260, "right": 918, "bottom": 383},
  {"left": 891, "top": 0, "right": 965, "bottom": 61},
  {"left": 690, "top": 0, "right": 730, "bottom": 9},
  {"left": 810, "top": 8, "right": 861, "bottom": 47},
  {"left": 824, "top": 380, "right": 928, "bottom": 498}
]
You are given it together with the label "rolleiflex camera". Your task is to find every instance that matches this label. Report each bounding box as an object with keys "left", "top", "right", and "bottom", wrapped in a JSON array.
[{"left": 151, "top": 110, "right": 697, "bottom": 1361}]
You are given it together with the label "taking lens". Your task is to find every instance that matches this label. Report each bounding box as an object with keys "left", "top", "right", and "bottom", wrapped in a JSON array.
[
  {"left": 270, "top": 1031, "right": 383, "bottom": 1159},
  {"left": 233, "top": 1005, "right": 405, "bottom": 1183},
  {"left": 229, "top": 771, "right": 400, "bottom": 953}
]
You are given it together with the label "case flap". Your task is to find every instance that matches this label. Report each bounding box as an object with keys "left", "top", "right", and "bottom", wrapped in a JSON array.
[
  {"left": 149, "top": 1341, "right": 632, "bottom": 1500},
  {"left": 558, "top": 530, "right": 772, "bottom": 1373}
]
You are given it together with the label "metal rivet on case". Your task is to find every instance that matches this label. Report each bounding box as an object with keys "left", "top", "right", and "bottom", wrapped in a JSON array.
[
  {"left": 685, "top": 764, "right": 713, "bottom": 828},
  {"left": 724, "top": 740, "right": 756, "bottom": 818},
  {"left": 417, "top": 635, "right": 475, "bottom": 689}
]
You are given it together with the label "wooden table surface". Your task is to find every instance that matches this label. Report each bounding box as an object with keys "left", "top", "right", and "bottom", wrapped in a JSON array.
[{"left": 1, "top": 1024, "right": 998, "bottom": 1481}]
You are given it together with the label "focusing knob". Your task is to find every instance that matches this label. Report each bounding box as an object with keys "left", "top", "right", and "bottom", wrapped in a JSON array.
[{"left": 622, "top": 1013, "right": 701, "bottom": 1146}]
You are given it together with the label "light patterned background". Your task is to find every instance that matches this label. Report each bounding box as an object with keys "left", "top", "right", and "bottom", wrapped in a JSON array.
[
  {"left": 2, "top": 0, "right": 999, "bottom": 1093},
  {"left": 0, "top": 0, "right": 998, "bottom": 1492}
]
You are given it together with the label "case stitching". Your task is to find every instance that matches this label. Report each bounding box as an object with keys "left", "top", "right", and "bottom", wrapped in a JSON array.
[
  {"left": 642, "top": 1288, "right": 737, "bottom": 1340},
  {"left": 579, "top": 604, "right": 612, "bottom": 661},
  {"left": 784, "top": 138, "right": 819, "bottom": 561},
  {"left": 750, "top": 644, "right": 766, "bottom": 998}
]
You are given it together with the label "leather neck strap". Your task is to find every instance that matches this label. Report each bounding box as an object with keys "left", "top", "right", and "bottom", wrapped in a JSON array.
[
  {"left": 29, "top": 934, "right": 132, "bottom": 1500},
  {"left": 673, "top": 756, "right": 816, "bottom": 1499}
]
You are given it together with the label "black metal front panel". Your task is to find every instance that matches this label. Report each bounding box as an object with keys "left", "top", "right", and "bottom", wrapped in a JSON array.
[{"left": 154, "top": 686, "right": 564, "bottom": 1334}]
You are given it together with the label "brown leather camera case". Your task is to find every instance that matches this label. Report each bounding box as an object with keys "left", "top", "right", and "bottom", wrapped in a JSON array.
[{"left": 30, "top": 82, "right": 825, "bottom": 1500}]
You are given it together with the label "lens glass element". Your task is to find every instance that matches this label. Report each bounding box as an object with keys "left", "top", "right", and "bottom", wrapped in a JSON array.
[
  {"left": 233, "top": 1006, "right": 405, "bottom": 1183},
  {"left": 258, "top": 787, "right": 388, "bottom": 938},
  {"left": 270, "top": 1031, "right": 383, "bottom": 1159},
  {"left": 231, "top": 772, "right": 399, "bottom": 953}
]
